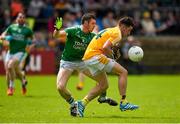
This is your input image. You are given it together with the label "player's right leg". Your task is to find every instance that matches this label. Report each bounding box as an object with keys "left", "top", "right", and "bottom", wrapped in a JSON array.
[
  {"left": 6, "top": 59, "right": 17, "bottom": 96},
  {"left": 4, "top": 51, "right": 17, "bottom": 96},
  {"left": 57, "top": 68, "right": 74, "bottom": 104},
  {"left": 57, "top": 60, "right": 79, "bottom": 116},
  {"left": 57, "top": 68, "right": 77, "bottom": 116},
  {"left": 5, "top": 62, "right": 14, "bottom": 96}
]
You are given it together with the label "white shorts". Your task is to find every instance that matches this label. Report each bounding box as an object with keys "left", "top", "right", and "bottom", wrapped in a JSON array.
[
  {"left": 5, "top": 51, "right": 27, "bottom": 64},
  {"left": 84, "top": 55, "right": 116, "bottom": 76},
  {"left": 60, "top": 60, "right": 86, "bottom": 72}
]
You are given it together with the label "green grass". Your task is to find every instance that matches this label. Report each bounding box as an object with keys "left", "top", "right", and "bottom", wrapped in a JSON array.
[{"left": 0, "top": 75, "right": 180, "bottom": 123}]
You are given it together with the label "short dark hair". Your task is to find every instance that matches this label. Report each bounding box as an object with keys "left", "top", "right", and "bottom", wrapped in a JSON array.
[
  {"left": 81, "top": 13, "right": 96, "bottom": 24},
  {"left": 119, "top": 17, "right": 134, "bottom": 27}
]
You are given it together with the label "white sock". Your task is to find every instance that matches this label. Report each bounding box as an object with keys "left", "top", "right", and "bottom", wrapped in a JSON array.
[{"left": 9, "top": 80, "right": 14, "bottom": 88}]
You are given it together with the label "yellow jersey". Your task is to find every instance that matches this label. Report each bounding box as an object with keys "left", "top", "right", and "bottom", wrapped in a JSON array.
[{"left": 83, "top": 26, "right": 122, "bottom": 61}]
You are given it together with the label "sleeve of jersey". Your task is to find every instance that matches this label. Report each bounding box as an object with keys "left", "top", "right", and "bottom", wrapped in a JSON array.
[
  {"left": 108, "top": 32, "right": 121, "bottom": 45},
  {"left": 64, "top": 27, "right": 76, "bottom": 37},
  {"left": 4, "top": 25, "right": 11, "bottom": 34},
  {"left": 28, "top": 29, "right": 34, "bottom": 38}
]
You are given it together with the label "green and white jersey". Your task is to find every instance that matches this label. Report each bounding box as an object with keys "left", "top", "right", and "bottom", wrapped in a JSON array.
[
  {"left": 5, "top": 24, "right": 33, "bottom": 54},
  {"left": 62, "top": 25, "right": 96, "bottom": 61}
]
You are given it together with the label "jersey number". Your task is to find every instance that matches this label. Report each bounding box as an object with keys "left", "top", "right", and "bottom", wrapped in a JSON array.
[{"left": 95, "top": 29, "right": 107, "bottom": 39}]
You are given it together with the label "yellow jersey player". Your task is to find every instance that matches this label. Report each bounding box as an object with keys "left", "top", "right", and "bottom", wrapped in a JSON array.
[{"left": 73, "top": 17, "right": 139, "bottom": 117}]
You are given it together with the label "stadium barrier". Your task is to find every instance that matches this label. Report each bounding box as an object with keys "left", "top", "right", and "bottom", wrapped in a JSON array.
[
  {"left": 0, "top": 50, "right": 55, "bottom": 75},
  {"left": 138, "top": 36, "right": 180, "bottom": 74},
  {"left": 0, "top": 36, "right": 180, "bottom": 74}
]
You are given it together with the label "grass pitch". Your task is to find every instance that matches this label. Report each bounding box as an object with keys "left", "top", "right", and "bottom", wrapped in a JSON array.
[{"left": 0, "top": 75, "right": 180, "bottom": 123}]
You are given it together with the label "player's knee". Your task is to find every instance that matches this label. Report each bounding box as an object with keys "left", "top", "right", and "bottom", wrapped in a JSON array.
[
  {"left": 7, "top": 63, "right": 14, "bottom": 70},
  {"left": 118, "top": 68, "right": 128, "bottom": 77},
  {"left": 103, "top": 84, "right": 108, "bottom": 91},
  {"left": 122, "top": 69, "right": 128, "bottom": 76},
  {"left": 100, "top": 82, "right": 108, "bottom": 91}
]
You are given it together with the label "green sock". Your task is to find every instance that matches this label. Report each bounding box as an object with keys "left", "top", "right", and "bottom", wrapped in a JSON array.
[
  {"left": 67, "top": 97, "right": 74, "bottom": 105},
  {"left": 99, "top": 91, "right": 107, "bottom": 98}
]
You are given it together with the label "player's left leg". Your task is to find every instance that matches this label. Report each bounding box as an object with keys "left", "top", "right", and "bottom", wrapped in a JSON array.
[
  {"left": 15, "top": 65, "right": 27, "bottom": 95},
  {"left": 111, "top": 61, "right": 139, "bottom": 111},
  {"left": 14, "top": 52, "right": 28, "bottom": 95},
  {"left": 82, "top": 70, "right": 118, "bottom": 106},
  {"left": 20, "top": 53, "right": 30, "bottom": 77},
  {"left": 19, "top": 53, "right": 30, "bottom": 95}
]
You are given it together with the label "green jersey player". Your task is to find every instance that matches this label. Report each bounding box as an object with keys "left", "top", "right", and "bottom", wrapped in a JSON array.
[
  {"left": 53, "top": 13, "right": 118, "bottom": 116},
  {"left": 0, "top": 12, "right": 33, "bottom": 96}
]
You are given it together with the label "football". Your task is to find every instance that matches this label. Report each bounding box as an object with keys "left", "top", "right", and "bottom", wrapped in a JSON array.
[{"left": 128, "top": 46, "right": 144, "bottom": 62}]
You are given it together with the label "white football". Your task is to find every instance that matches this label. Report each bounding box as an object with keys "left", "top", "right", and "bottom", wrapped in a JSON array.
[{"left": 128, "top": 46, "right": 144, "bottom": 62}]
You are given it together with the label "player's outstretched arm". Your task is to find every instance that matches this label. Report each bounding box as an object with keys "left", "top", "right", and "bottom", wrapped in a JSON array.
[
  {"left": 0, "top": 34, "right": 11, "bottom": 46},
  {"left": 0, "top": 31, "right": 7, "bottom": 40},
  {"left": 53, "top": 17, "right": 67, "bottom": 42},
  {"left": 53, "top": 17, "right": 62, "bottom": 38}
]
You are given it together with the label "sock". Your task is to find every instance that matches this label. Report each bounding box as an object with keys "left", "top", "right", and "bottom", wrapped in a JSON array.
[
  {"left": 122, "top": 95, "right": 126, "bottom": 100},
  {"left": 77, "top": 82, "right": 84, "bottom": 87},
  {"left": 99, "top": 91, "right": 107, "bottom": 98},
  {"left": 22, "top": 78, "right": 27, "bottom": 87},
  {"left": 81, "top": 97, "right": 89, "bottom": 106},
  {"left": 120, "top": 95, "right": 127, "bottom": 104},
  {"left": 79, "top": 82, "right": 84, "bottom": 85},
  {"left": 67, "top": 97, "right": 74, "bottom": 105},
  {"left": 9, "top": 80, "right": 14, "bottom": 88}
]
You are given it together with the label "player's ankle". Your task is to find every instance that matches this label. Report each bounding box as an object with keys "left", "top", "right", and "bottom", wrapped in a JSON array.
[
  {"left": 82, "top": 97, "right": 89, "bottom": 106},
  {"left": 67, "top": 97, "right": 75, "bottom": 105},
  {"left": 120, "top": 99, "right": 128, "bottom": 104}
]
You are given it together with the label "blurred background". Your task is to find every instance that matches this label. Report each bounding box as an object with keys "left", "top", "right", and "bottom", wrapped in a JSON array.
[{"left": 0, "top": 0, "right": 180, "bottom": 75}]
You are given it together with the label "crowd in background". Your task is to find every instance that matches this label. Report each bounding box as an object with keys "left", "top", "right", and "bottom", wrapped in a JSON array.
[
  {"left": 0, "top": 0, "right": 179, "bottom": 49},
  {"left": 0, "top": 0, "right": 180, "bottom": 74},
  {"left": 0, "top": 0, "right": 180, "bottom": 50}
]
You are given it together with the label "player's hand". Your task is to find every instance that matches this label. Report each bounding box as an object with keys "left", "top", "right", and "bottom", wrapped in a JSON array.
[
  {"left": 0, "top": 36, "right": 4, "bottom": 45},
  {"left": 54, "top": 17, "right": 62, "bottom": 30},
  {"left": 112, "top": 45, "right": 121, "bottom": 61},
  {"left": 114, "top": 49, "right": 121, "bottom": 61},
  {"left": 0, "top": 35, "right": 5, "bottom": 40},
  {"left": 5, "top": 35, "right": 13, "bottom": 41},
  {"left": 0, "top": 39, "right": 2, "bottom": 45}
]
